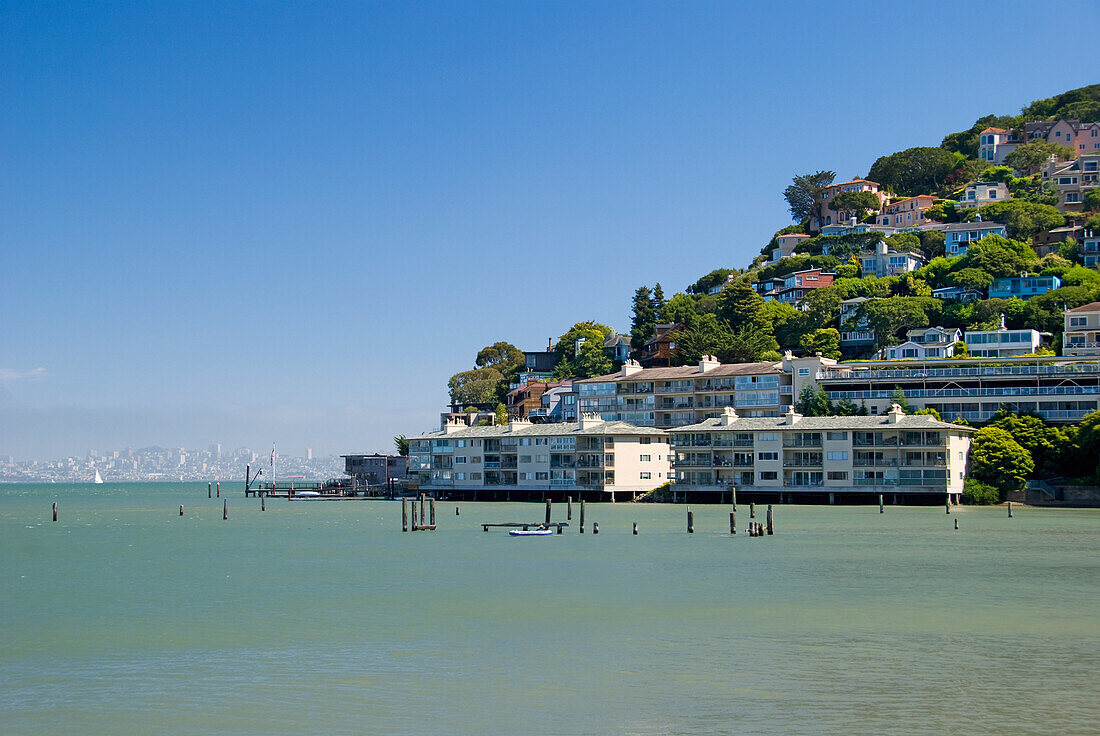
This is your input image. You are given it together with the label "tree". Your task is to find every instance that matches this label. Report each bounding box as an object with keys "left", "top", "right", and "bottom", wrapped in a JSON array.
[
  {"left": 671, "top": 314, "right": 734, "bottom": 366},
  {"left": 783, "top": 171, "right": 836, "bottom": 223},
  {"left": 959, "top": 234, "right": 1039, "bottom": 278},
  {"left": 475, "top": 341, "right": 523, "bottom": 370},
  {"left": 630, "top": 285, "right": 656, "bottom": 350},
  {"left": 1083, "top": 187, "right": 1100, "bottom": 212},
  {"left": 867, "top": 147, "right": 961, "bottom": 196},
  {"left": 664, "top": 292, "right": 701, "bottom": 323},
  {"left": 393, "top": 435, "right": 409, "bottom": 457},
  {"left": 940, "top": 114, "right": 1021, "bottom": 158},
  {"left": 494, "top": 403, "right": 508, "bottom": 426},
  {"left": 652, "top": 283, "right": 668, "bottom": 321},
  {"left": 987, "top": 410, "right": 1071, "bottom": 478},
  {"left": 962, "top": 479, "right": 1000, "bottom": 505},
  {"left": 715, "top": 282, "right": 779, "bottom": 356},
  {"left": 969, "top": 201, "right": 1064, "bottom": 240},
  {"left": 688, "top": 268, "right": 734, "bottom": 295},
  {"left": 859, "top": 298, "right": 933, "bottom": 348},
  {"left": 949, "top": 268, "right": 994, "bottom": 290},
  {"left": 1003, "top": 140, "right": 1075, "bottom": 175},
  {"left": 761, "top": 300, "right": 804, "bottom": 350},
  {"left": 573, "top": 334, "right": 613, "bottom": 378},
  {"left": 890, "top": 386, "right": 912, "bottom": 414},
  {"left": 447, "top": 367, "right": 504, "bottom": 405},
  {"left": 969, "top": 426, "right": 1034, "bottom": 495},
  {"left": 799, "top": 328, "right": 841, "bottom": 360},
  {"left": 552, "top": 321, "right": 612, "bottom": 377},
  {"left": 828, "top": 190, "right": 882, "bottom": 217},
  {"left": 795, "top": 386, "right": 832, "bottom": 417}
]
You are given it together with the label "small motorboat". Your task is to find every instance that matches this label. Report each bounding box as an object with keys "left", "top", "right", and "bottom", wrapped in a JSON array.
[
  {"left": 295, "top": 490, "right": 321, "bottom": 498},
  {"left": 509, "top": 528, "right": 554, "bottom": 536}
]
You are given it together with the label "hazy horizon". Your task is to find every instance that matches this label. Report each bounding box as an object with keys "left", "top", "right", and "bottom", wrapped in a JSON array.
[{"left": 3, "top": 1, "right": 1098, "bottom": 460}]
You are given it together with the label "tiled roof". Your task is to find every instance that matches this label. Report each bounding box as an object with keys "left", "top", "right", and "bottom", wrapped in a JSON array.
[
  {"left": 409, "top": 420, "right": 669, "bottom": 441},
  {"left": 576, "top": 361, "right": 783, "bottom": 384},
  {"left": 1068, "top": 301, "right": 1100, "bottom": 313},
  {"left": 672, "top": 413, "right": 975, "bottom": 433}
]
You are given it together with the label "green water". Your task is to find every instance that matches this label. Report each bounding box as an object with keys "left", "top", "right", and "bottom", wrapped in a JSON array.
[{"left": 2, "top": 483, "right": 1098, "bottom": 735}]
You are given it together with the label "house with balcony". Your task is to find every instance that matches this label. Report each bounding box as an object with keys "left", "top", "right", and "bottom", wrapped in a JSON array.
[
  {"left": 988, "top": 274, "right": 1061, "bottom": 300},
  {"left": 1063, "top": 302, "right": 1100, "bottom": 357},
  {"left": 839, "top": 297, "right": 876, "bottom": 352},
  {"left": 670, "top": 404, "right": 973, "bottom": 502},
  {"left": 874, "top": 327, "right": 962, "bottom": 361},
  {"left": 758, "top": 268, "right": 836, "bottom": 306},
  {"left": 819, "top": 221, "right": 901, "bottom": 238},
  {"left": 341, "top": 453, "right": 408, "bottom": 485},
  {"left": 811, "top": 179, "right": 888, "bottom": 232},
  {"left": 1026, "top": 119, "right": 1100, "bottom": 154},
  {"left": 769, "top": 233, "right": 811, "bottom": 264},
  {"left": 1040, "top": 153, "right": 1100, "bottom": 213},
  {"left": 877, "top": 195, "right": 935, "bottom": 228},
  {"left": 406, "top": 414, "right": 670, "bottom": 501},
  {"left": 859, "top": 241, "right": 924, "bottom": 277},
  {"left": 955, "top": 181, "right": 1011, "bottom": 209},
  {"left": 965, "top": 317, "right": 1041, "bottom": 357},
  {"left": 978, "top": 127, "right": 1020, "bottom": 164},
  {"left": 815, "top": 354, "right": 1100, "bottom": 423},
  {"left": 941, "top": 221, "right": 1009, "bottom": 257},
  {"left": 1083, "top": 230, "right": 1100, "bottom": 269},
  {"left": 639, "top": 322, "right": 686, "bottom": 368}
]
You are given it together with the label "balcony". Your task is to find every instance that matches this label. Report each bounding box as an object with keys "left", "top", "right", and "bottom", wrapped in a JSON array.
[
  {"left": 819, "top": 363, "right": 1100, "bottom": 382},
  {"left": 782, "top": 438, "right": 822, "bottom": 448},
  {"left": 853, "top": 478, "right": 900, "bottom": 486},
  {"left": 659, "top": 400, "right": 695, "bottom": 410},
  {"left": 783, "top": 455, "right": 823, "bottom": 468},
  {"left": 853, "top": 458, "right": 898, "bottom": 467},
  {"left": 656, "top": 384, "right": 693, "bottom": 394}
]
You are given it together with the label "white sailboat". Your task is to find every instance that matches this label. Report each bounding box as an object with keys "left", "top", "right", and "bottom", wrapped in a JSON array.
[{"left": 93, "top": 468, "right": 104, "bottom": 484}]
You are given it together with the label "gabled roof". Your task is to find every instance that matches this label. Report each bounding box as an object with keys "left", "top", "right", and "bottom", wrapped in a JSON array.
[
  {"left": 673, "top": 413, "right": 974, "bottom": 434},
  {"left": 1068, "top": 301, "right": 1100, "bottom": 313},
  {"left": 576, "top": 361, "right": 783, "bottom": 384},
  {"left": 409, "top": 420, "right": 668, "bottom": 441}
]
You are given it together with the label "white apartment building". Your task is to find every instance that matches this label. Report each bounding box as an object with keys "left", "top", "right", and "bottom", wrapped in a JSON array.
[
  {"left": 575, "top": 354, "right": 832, "bottom": 429},
  {"left": 671, "top": 405, "right": 973, "bottom": 502},
  {"left": 859, "top": 241, "right": 925, "bottom": 277},
  {"left": 407, "top": 415, "right": 670, "bottom": 501},
  {"left": 1064, "top": 302, "right": 1100, "bottom": 357},
  {"left": 839, "top": 297, "right": 876, "bottom": 350},
  {"left": 964, "top": 319, "right": 1041, "bottom": 357},
  {"left": 955, "top": 181, "right": 1011, "bottom": 209}
]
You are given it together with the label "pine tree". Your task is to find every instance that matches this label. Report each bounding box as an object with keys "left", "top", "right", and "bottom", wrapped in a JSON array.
[
  {"left": 630, "top": 285, "right": 656, "bottom": 350},
  {"left": 651, "top": 283, "right": 667, "bottom": 322}
]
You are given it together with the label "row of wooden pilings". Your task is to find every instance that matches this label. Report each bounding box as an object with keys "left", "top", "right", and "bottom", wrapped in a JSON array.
[{"left": 402, "top": 494, "right": 437, "bottom": 531}]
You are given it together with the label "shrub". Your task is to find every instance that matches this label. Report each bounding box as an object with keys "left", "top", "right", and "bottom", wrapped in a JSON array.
[{"left": 962, "top": 479, "right": 1001, "bottom": 505}]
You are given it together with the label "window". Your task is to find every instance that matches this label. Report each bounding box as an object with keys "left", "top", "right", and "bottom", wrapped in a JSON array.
[
  {"left": 639, "top": 455, "right": 651, "bottom": 462},
  {"left": 519, "top": 438, "right": 531, "bottom": 446},
  {"left": 471, "top": 473, "right": 482, "bottom": 480},
  {"left": 471, "top": 456, "right": 482, "bottom": 463},
  {"left": 535, "top": 438, "right": 548, "bottom": 445},
  {"left": 519, "top": 455, "right": 531, "bottom": 463},
  {"left": 640, "top": 437, "right": 651, "bottom": 444},
  {"left": 759, "top": 471, "right": 778, "bottom": 481},
  {"left": 757, "top": 451, "right": 779, "bottom": 461},
  {"left": 640, "top": 472, "right": 652, "bottom": 480},
  {"left": 827, "top": 471, "right": 848, "bottom": 481},
  {"left": 536, "top": 455, "right": 548, "bottom": 463},
  {"left": 826, "top": 451, "right": 849, "bottom": 461},
  {"left": 989, "top": 190, "right": 997, "bottom": 199},
  {"left": 798, "top": 368, "right": 810, "bottom": 376},
  {"left": 826, "top": 431, "right": 848, "bottom": 440},
  {"left": 455, "top": 472, "right": 466, "bottom": 480},
  {"left": 1071, "top": 317, "right": 1087, "bottom": 327},
  {"left": 536, "top": 472, "right": 548, "bottom": 480},
  {"left": 456, "top": 440, "right": 466, "bottom": 448},
  {"left": 757, "top": 433, "right": 778, "bottom": 442},
  {"left": 455, "top": 457, "right": 467, "bottom": 464},
  {"left": 1066, "top": 193, "right": 1080, "bottom": 203},
  {"left": 519, "top": 472, "right": 532, "bottom": 481}
]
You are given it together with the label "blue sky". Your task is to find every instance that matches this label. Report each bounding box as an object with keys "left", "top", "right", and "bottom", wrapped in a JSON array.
[{"left": 2, "top": 1, "right": 1097, "bottom": 459}]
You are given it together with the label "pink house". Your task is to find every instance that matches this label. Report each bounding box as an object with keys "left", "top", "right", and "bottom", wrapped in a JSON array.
[
  {"left": 812, "top": 179, "right": 888, "bottom": 232},
  {"left": 770, "top": 233, "right": 811, "bottom": 263},
  {"left": 877, "top": 195, "right": 936, "bottom": 228}
]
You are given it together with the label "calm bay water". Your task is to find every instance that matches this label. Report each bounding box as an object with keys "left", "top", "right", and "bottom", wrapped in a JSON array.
[{"left": 2, "top": 482, "right": 1098, "bottom": 735}]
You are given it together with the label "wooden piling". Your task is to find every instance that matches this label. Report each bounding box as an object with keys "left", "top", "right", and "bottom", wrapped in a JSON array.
[
  {"left": 52, "top": 501, "right": 58, "bottom": 522},
  {"left": 245, "top": 464, "right": 250, "bottom": 495},
  {"left": 632, "top": 521, "right": 638, "bottom": 535},
  {"left": 261, "top": 495, "right": 265, "bottom": 512},
  {"left": 216, "top": 482, "right": 220, "bottom": 498},
  {"left": 402, "top": 499, "right": 408, "bottom": 532},
  {"left": 731, "top": 488, "right": 737, "bottom": 511},
  {"left": 430, "top": 498, "right": 436, "bottom": 526},
  {"left": 954, "top": 516, "right": 959, "bottom": 530},
  {"left": 579, "top": 499, "right": 585, "bottom": 533},
  {"left": 750, "top": 502, "right": 755, "bottom": 519},
  {"left": 419, "top": 494, "right": 426, "bottom": 527},
  {"left": 1008, "top": 501, "right": 1013, "bottom": 517},
  {"left": 456, "top": 506, "right": 460, "bottom": 516},
  {"left": 223, "top": 499, "right": 228, "bottom": 520},
  {"left": 208, "top": 482, "right": 212, "bottom": 499},
  {"left": 687, "top": 508, "right": 694, "bottom": 534},
  {"left": 730, "top": 511, "right": 736, "bottom": 534},
  {"left": 879, "top": 494, "right": 884, "bottom": 514},
  {"left": 180, "top": 504, "right": 184, "bottom": 516},
  {"left": 567, "top": 496, "right": 572, "bottom": 520},
  {"left": 545, "top": 498, "right": 551, "bottom": 525},
  {"left": 946, "top": 494, "right": 951, "bottom": 514},
  {"left": 766, "top": 505, "right": 773, "bottom": 535},
  {"left": 593, "top": 521, "right": 599, "bottom": 534}
]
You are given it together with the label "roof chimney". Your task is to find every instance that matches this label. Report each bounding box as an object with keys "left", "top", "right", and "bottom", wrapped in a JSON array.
[
  {"left": 720, "top": 406, "right": 739, "bottom": 426},
  {"left": 888, "top": 403, "right": 905, "bottom": 423},
  {"left": 877, "top": 240, "right": 888, "bottom": 255},
  {"left": 620, "top": 358, "right": 644, "bottom": 377},
  {"left": 698, "top": 354, "right": 721, "bottom": 373},
  {"left": 579, "top": 412, "right": 606, "bottom": 430},
  {"left": 784, "top": 407, "right": 802, "bottom": 425}
]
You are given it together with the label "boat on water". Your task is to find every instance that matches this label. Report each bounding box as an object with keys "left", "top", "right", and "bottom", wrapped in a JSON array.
[
  {"left": 509, "top": 528, "right": 553, "bottom": 536},
  {"left": 294, "top": 490, "right": 322, "bottom": 498},
  {"left": 93, "top": 469, "right": 104, "bottom": 484}
]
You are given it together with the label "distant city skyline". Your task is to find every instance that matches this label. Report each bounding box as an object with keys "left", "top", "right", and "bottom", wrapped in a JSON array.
[{"left": 3, "top": 2, "right": 1098, "bottom": 459}]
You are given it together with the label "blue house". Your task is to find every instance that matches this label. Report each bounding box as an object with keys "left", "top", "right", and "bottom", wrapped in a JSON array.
[
  {"left": 989, "top": 275, "right": 1061, "bottom": 300},
  {"left": 942, "top": 222, "right": 1009, "bottom": 257}
]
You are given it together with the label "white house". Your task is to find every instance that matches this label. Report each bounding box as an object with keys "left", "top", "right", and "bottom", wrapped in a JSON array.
[
  {"left": 964, "top": 316, "right": 1041, "bottom": 357},
  {"left": 859, "top": 241, "right": 924, "bottom": 277},
  {"left": 875, "top": 327, "right": 962, "bottom": 360}
]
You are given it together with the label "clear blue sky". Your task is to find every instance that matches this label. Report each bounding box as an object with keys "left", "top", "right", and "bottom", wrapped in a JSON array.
[{"left": 2, "top": 1, "right": 1097, "bottom": 459}]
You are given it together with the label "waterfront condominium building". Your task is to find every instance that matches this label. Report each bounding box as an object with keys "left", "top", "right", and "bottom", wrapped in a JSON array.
[
  {"left": 574, "top": 354, "right": 833, "bottom": 429},
  {"left": 815, "top": 354, "right": 1100, "bottom": 423},
  {"left": 670, "top": 405, "right": 973, "bottom": 503},
  {"left": 406, "top": 414, "right": 670, "bottom": 501}
]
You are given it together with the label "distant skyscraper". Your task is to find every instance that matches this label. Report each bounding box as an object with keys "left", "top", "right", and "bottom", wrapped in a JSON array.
[{"left": 307, "top": 448, "right": 313, "bottom": 460}]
